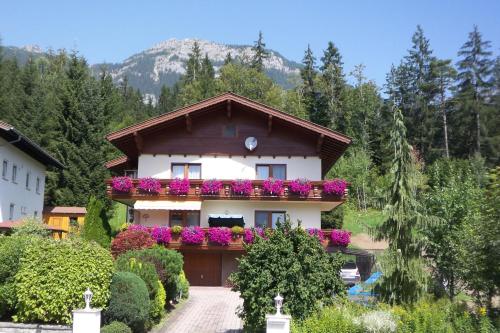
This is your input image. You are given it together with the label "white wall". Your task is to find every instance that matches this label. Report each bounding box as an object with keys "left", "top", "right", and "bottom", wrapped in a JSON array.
[
  {"left": 0, "top": 137, "right": 46, "bottom": 222},
  {"left": 138, "top": 154, "right": 322, "bottom": 180}
]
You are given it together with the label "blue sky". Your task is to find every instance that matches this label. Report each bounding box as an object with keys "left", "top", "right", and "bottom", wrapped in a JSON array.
[{"left": 1, "top": 0, "right": 499, "bottom": 86}]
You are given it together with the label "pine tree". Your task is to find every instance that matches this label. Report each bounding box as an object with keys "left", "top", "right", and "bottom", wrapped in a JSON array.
[
  {"left": 373, "top": 107, "right": 435, "bottom": 305},
  {"left": 158, "top": 85, "right": 173, "bottom": 113},
  {"left": 199, "top": 53, "right": 216, "bottom": 98},
  {"left": 82, "top": 196, "right": 111, "bottom": 248},
  {"left": 251, "top": 31, "right": 269, "bottom": 73},
  {"left": 224, "top": 52, "right": 233, "bottom": 65},
  {"left": 185, "top": 41, "right": 202, "bottom": 83},
  {"left": 454, "top": 25, "right": 494, "bottom": 158}
]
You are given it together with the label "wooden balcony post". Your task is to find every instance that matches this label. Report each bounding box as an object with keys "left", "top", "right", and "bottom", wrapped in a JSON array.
[{"left": 313, "top": 185, "right": 319, "bottom": 197}]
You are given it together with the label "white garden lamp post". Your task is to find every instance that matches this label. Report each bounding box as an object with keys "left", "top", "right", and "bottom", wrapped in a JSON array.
[
  {"left": 266, "top": 293, "right": 291, "bottom": 333},
  {"left": 73, "top": 288, "right": 101, "bottom": 333}
]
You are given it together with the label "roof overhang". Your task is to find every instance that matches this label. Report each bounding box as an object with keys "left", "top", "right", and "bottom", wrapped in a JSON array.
[{"left": 134, "top": 200, "right": 202, "bottom": 210}]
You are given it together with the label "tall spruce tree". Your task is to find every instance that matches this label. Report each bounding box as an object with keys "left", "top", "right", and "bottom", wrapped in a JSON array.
[
  {"left": 373, "top": 107, "right": 435, "bottom": 305},
  {"left": 199, "top": 53, "right": 216, "bottom": 98},
  {"left": 453, "top": 25, "right": 494, "bottom": 158},
  {"left": 251, "top": 31, "right": 269, "bottom": 73},
  {"left": 224, "top": 52, "right": 233, "bottom": 65},
  {"left": 185, "top": 41, "right": 202, "bottom": 83}
]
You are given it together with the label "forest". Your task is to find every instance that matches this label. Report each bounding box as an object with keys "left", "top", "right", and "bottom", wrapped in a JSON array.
[{"left": 0, "top": 26, "right": 498, "bottom": 311}]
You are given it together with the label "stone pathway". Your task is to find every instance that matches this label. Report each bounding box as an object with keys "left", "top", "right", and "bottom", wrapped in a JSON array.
[{"left": 159, "top": 287, "right": 243, "bottom": 333}]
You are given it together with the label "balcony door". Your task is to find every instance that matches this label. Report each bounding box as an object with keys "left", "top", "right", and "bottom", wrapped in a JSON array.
[
  {"left": 255, "top": 211, "right": 286, "bottom": 228},
  {"left": 256, "top": 164, "right": 286, "bottom": 180},
  {"left": 172, "top": 163, "right": 201, "bottom": 179},
  {"left": 169, "top": 210, "right": 200, "bottom": 227}
]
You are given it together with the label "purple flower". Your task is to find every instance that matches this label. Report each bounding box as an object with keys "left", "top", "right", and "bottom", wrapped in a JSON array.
[
  {"left": 208, "top": 227, "right": 232, "bottom": 246},
  {"left": 262, "top": 178, "right": 284, "bottom": 196},
  {"left": 231, "top": 179, "right": 253, "bottom": 196},
  {"left": 323, "top": 179, "right": 348, "bottom": 196},
  {"left": 138, "top": 177, "right": 162, "bottom": 193},
  {"left": 290, "top": 178, "right": 312, "bottom": 197},
  {"left": 243, "top": 228, "right": 254, "bottom": 244},
  {"left": 151, "top": 225, "right": 171, "bottom": 244},
  {"left": 112, "top": 176, "right": 133, "bottom": 193},
  {"left": 307, "top": 228, "right": 324, "bottom": 241},
  {"left": 181, "top": 226, "right": 205, "bottom": 245},
  {"left": 128, "top": 224, "right": 150, "bottom": 233},
  {"left": 170, "top": 178, "right": 190, "bottom": 195},
  {"left": 201, "top": 179, "right": 223, "bottom": 195},
  {"left": 330, "top": 229, "right": 351, "bottom": 247}
]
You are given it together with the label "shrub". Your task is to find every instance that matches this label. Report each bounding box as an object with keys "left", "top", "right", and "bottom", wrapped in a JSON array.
[
  {"left": 181, "top": 226, "right": 205, "bottom": 245},
  {"left": 115, "top": 257, "right": 159, "bottom": 299},
  {"left": 137, "top": 177, "right": 161, "bottom": 193},
  {"left": 82, "top": 196, "right": 111, "bottom": 248},
  {"left": 171, "top": 225, "right": 182, "bottom": 234},
  {"left": 115, "top": 246, "right": 183, "bottom": 303},
  {"left": 208, "top": 227, "right": 232, "bottom": 246},
  {"left": 105, "top": 272, "right": 150, "bottom": 333},
  {"left": 231, "top": 226, "right": 244, "bottom": 235},
  {"left": 321, "top": 205, "right": 344, "bottom": 229},
  {"left": 262, "top": 178, "right": 284, "bottom": 196},
  {"left": 323, "top": 179, "right": 348, "bottom": 196},
  {"left": 178, "top": 271, "right": 189, "bottom": 299},
  {"left": 331, "top": 229, "right": 351, "bottom": 247},
  {"left": 128, "top": 224, "right": 150, "bottom": 233},
  {"left": 169, "top": 178, "right": 189, "bottom": 195},
  {"left": 231, "top": 179, "right": 252, "bottom": 196},
  {"left": 231, "top": 219, "right": 345, "bottom": 332},
  {"left": 149, "top": 280, "right": 166, "bottom": 322},
  {"left": 306, "top": 228, "right": 324, "bottom": 241},
  {"left": 289, "top": 178, "right": 312, "bottom": 197},
  {"left": 14, "top": 238, "right": 114, "bottom": 324},
  {"left": 112, "top": 176, "right": 133, "bottom": 193},
  {"left": 12, "top": 217, "right": 51, "bottom": 238},
  {"left": 150, "top": 226, "right": 171, "bottom": 244},
  {"left": 111, "top": 229, "right": 155, "bottom": 257},
  {"left": 101, "top": 321, "right": 132, "bottom": 333},
  {"left": 292, "top": 303, "right": 363, "bottom": 333},
  {"left": 200, "top": 179, "right": 223, "bottom": 195},
  {"left": 354, "top": 310, "right": 397, "bottom": 333}
]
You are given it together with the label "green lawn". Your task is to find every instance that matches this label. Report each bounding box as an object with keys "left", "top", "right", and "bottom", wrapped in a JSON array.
[{"left": 343, "top": 207, "right": 386, "bottom": 235}]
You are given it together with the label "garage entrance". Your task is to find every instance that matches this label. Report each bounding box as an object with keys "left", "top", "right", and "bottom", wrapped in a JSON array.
[{"left": 181, "top": 252, "right": 243, "bottom": 286}]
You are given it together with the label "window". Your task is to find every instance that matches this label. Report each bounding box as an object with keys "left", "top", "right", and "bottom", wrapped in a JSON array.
[
  {"left": 36, "top": 177, "right": 41, "bottom": 194},
  {"left": 223, "top": 124, "right": 237, "bottom": 137},
  {"left": 256, "top": 164, "right": 286, "bottom": 180},
  {"left": 11, "top": 164, "right": 17, "bottom": 183},
  {"left": 255, "top": 211, "right": 286, "bottom": 229},
  {"left": 124, "top": 170, "right": 138, "bottom": 178},
  {"left": 171, "top": 163, "right": 201, "bottom": 179},
  {"left": 9, "top": 203, "right": 15, "bottom": 220},
  {"left": 2, "top": 160, "right": 7, "bottom": 179},
  {"left": 169, "top": 210, "right": 200, "bottom": 227},
  {"left": 25, "top": 172, "right": 30, "bottom": 189}
]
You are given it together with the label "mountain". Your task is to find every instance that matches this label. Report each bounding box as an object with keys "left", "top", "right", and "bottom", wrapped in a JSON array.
[{"left": 2, "top": 39, "right": 302, "bottom": 97}]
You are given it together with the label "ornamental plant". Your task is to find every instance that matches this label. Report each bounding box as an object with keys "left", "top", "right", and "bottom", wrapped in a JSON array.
[
  {"left": 231, "top": 226, "right": 244, "bottom": 236},
  {"left": 231, "top": 179, "right": 253, "bottom": 196},
  {"left": 262, "top": 178, "right": 284, "bottom": 196},
  {"left": 307, "top": 228, "right": 324, "bottom": 241},
  {"left": 150, "top": 226, "right": 171, "bottom": 244},
  {"left": 128, "top": 224, "right": 150, "bottom": 233},
  {"left": 323, "top": 179, "right": 348, "bottom": 196},
  {"left": 112, "top": 176, "right": 133, "bottom": 193},
  {"left": 330, "top": 229, "right": 351, "bottom": 247},
  {"left": 181, "top": 226, "right": 205, "bottom": 245},
  {"left": 171, "top": 225, "right": 183, "bottom": 234},
  {"left": 243, "top": 228, "right": 254, "bottom": 244},
  {"left": 111, "top": 229, "right": 155, "bottom": 258},
  {"left": 169, "top": 178, "right": 190, "bottom": 195},
  {"left": 208, "top": 227, "right": 232, "bottom": 246},
  {"left": 137, "top": 177, "right": 161, "bottom": 193},
  {"left": 290, "top": 178, "right": 312, "bottom": 197},
  {"left": 201, "top": 179, "right": 223, "bottom": 195}
]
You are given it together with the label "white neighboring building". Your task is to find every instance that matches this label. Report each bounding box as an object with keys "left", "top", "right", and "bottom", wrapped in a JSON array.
[{"left": 0, "top": 121, "right": 63, "bottom": 222}]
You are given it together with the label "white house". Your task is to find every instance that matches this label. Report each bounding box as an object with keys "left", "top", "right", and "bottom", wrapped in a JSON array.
[
  {"left": 105, "top": 93, "right": 351, "bottom": 285},
  {"left": 0, "top": 121, "right": 63, "bottom": 223}
]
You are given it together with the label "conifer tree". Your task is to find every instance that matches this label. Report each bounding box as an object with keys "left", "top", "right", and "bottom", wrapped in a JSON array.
[
  {"left": 82, "top": 196, "right": 111, "bottom": 248},
  {"left": 251, "top": 31, "right": 269, "bottom": 73},
  {"left": 224, "top": 52, "right": 233, "bottom": 65},
  {"left": 185, "top": 41, "right": 202, "bottom": 83},
  {"left": 158, "top": 85, "right": 174, "bottom": 113},
  {"left": 320, "top": 41, "right": 345, "bottom": 131},
  {"left": 199, "top": 53, "right": 216, "bottom": 98}
]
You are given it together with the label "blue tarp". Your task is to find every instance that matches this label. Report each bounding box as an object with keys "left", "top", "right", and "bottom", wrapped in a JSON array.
[{"left": 347, "top": 271, "right": 382, "bottom": 296}]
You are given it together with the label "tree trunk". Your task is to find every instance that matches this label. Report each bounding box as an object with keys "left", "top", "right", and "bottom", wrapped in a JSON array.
[{"left": 441, "top": 90, "right": 450, "bottom": 158}]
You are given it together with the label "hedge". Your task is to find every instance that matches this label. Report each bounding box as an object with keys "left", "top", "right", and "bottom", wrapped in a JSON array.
[
  {"left": 111, "top": 229, "right": 155, "bottom": 258},
  {"left": 101, "top": 321, "right": 132, "bottom": 333},
  {"left": 13, "top": 238, "right": 114, "bottom": 324},
  {"left": 105, "top": 272, "right": 150, "bottom": 333},
  {"left": 115, "top": 257, "right": 159, "bottom": 299}
]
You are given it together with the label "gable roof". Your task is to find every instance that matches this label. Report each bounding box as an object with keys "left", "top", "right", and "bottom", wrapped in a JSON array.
[
  {"left": 0, "top": 121, "right": 63, "bottom": 169},
  {"left": 106, "top": 92, "right": 352, "bottom": 175}
]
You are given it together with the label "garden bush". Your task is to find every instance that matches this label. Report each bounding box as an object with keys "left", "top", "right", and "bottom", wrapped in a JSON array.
[
  {"left": 111, "top": 229, "right": 155, "bottom": 257},
  {"left": 149, "top": 280, "right": 166, "bottom": 322},
  {"left": 12, "top": 217, "right": 52, "bottom": 237},
  {"left": 115, "top": 246, "right": 183, "bottom": 302},
  {"left": 14, "top": 238, "right": 114, "bottom": 324},
  {"left": 82, "top": 196, "right": 111, "bottom": 248},
  {"left": 292, "top": 304, "right": 364, "bottom": 333},
  {"left": 178, "top": 271, "right": 189, "bottom": 299},
  {"left": 101, "top": 321, "right": 132, "bottom": 333},
  {"left": 115, "top": 257, "right": 159, "bottom": 299},
  {"left": 230, "top": 219, "right": 345, "bottom": 332},
  {"left": 105, "top": 272, "right": 150, "bottom": 333}
]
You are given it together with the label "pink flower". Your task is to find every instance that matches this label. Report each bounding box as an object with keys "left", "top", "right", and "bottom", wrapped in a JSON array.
[
  {"left": 243, "top": 228, "right": 254, "bottom": 244},
  {"left": 201, "top": 179, "right": 223, "bottom": 195},
  {"left": 262, "top": 178, "right": 284, "bottom": 196},
  {"left": 151, "top": 225, "right": 171, "bottom": 244},
  {"left": 112, "top": 176, "right": 133, "bottom": 192},
  {"left": 323, "top": 179, "right": 348, "bottom": 196},
  {"left": 307, "top": 228, "right": 324, "bottom": 241},
  {"left": 170, "top": 178, "right": 190, "bottom": 195},
  {"left": 231, "top": 179, "right": 253, "bottom": 196},
  {"left": 128, "top": 224, "right": 150, "bottom": 233},
  {"left": 330, "top": 229, "right": 351, "bottom": 247},
  {"left": 181, "top": 226, "right": 205, "bottom": 245},
  {"left": 208, "top": 227, "right": 232, "bottom": 246},
  {"left": 290, "top": 178, "right": 312, "bottom": 197},
  {"left": 138, "top": 177, "right": 161, "bottom": 193}
]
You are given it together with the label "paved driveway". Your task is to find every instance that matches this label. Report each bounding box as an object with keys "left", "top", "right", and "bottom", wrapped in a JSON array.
[{"left": 159, "top": 287, "right": 243, "bottom": 333}]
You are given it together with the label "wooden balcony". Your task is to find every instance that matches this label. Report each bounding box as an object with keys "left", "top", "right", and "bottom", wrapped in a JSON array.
[{"left": 105, "top": 179, "right": 347, "bottom": 204}]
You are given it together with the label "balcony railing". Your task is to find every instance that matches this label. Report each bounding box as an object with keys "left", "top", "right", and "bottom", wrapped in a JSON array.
[{"left": 106, "top": 179, "right": 348, "bottom": 202}]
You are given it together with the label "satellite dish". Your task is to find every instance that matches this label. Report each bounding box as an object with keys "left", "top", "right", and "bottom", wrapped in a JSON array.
[{"left": 245, "top": 137, "right": 258, "bottom": 151}]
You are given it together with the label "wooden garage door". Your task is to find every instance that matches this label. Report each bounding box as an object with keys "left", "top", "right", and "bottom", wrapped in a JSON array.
[{"left": 182, "top": 253, "right": 221, "bottom": 286}]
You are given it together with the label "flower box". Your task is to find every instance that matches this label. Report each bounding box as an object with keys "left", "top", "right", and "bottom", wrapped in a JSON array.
[
  {"left": 181, "top": 226, "right": 205, "bottom": 245},
  {"left": 262, "top": 178, "right": 284, "bottom": 196},
  {"left": 207, "top": 227, "right": 232, "bottom": 246},
  {"left": 111, "top": 176, "right": 133, "bottom": 193},
  {"left": 201, "top": 179, "right": 223, "bottom": 195},
  {"left": 137, "top": 177, "right": 162, "bottom": 194},
  {"left": 169, "top": 178, "right": 190, "bottom": 195},
  {"left": 330, "top": 229, "right": 351, "bottom": 247},
  {"left": 289, "top": 178, "right": 312, "bottom": 197},
  {"left": 231, "top": 179, "right": 253, "bottom": 196},
  {"left": 323, "top": 179, "right": 348, "bottom": 197}
]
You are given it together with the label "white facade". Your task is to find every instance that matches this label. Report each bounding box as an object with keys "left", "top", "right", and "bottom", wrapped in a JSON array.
[
  {"left": 134, "top": 154, "right": 335, "bottom": 228},
  {"left": 0, "top": 137, "right": 46, "bottom": 222}
]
